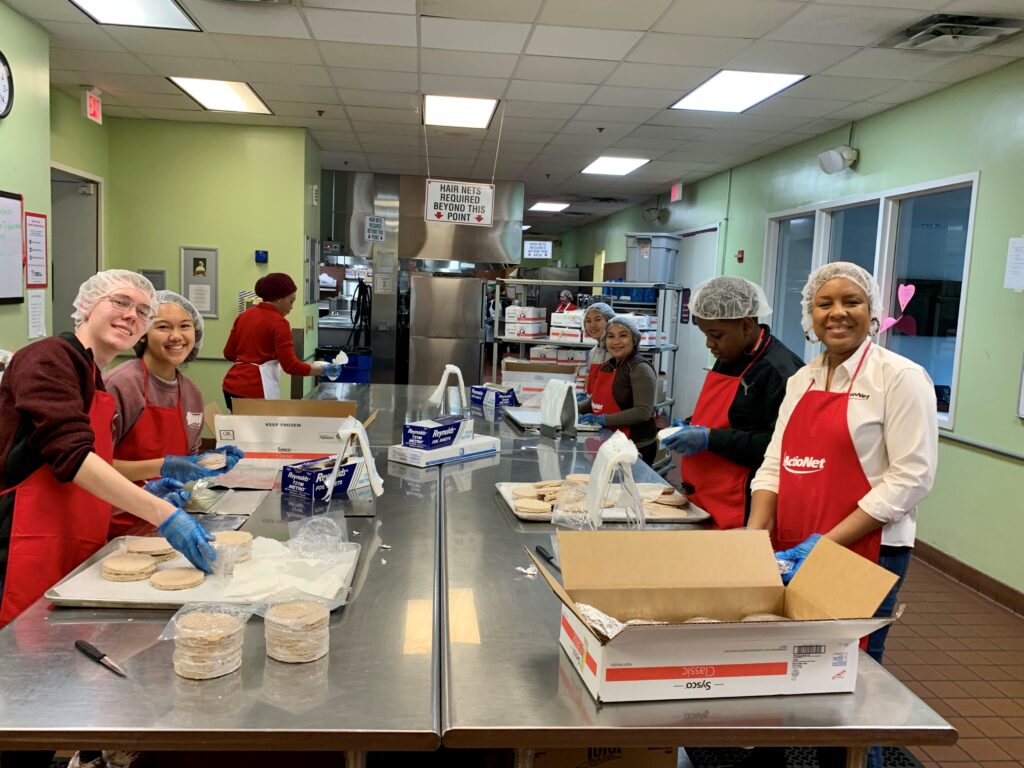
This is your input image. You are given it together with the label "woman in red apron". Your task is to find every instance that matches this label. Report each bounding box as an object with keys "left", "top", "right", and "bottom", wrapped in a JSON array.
[
  {"left": 578, "top": 315, "right": 658, "bottom": 464},
  {"left": 0, "top": 271, "right": 216, "bottom": 628},
  {"left": 663, "top": 277, "right": 803, "bottom": 529},
  {"left": 582, "top": 302, "right": 614, "bottom": 395}
]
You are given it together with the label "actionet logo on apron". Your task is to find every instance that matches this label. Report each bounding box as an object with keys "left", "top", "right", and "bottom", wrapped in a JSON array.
[
  {"left": 783, "top": 454, "right": 827, "bottom": 474},
  {"left": 186, "top": 412, "right": 203, "bottom": 428}
]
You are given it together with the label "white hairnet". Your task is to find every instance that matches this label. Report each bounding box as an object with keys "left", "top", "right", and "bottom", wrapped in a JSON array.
[
  {"left": 689, "top": 276, "right": 772, "bottom": 320},
  {"left": 606, "top": 314, "right": 641, "bottom": 346},
  {"left": 72, "top": 269, "right": 157, "bottom": 329},
  {"left": 801, "top": 262, "right": 882, "bottom": 337},
  {"left": 584, "top": 302, "right": 615, "bottom": 320},
  {"left": 154, "top": 290, "right": 204, "bottom": 362}
]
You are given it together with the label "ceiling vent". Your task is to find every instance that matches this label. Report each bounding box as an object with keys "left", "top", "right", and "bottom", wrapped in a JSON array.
[
  {"left": 886, "top": 14, "right": 1023, "bottom": 53},
  {"left": 588, "top": 196, "right": 628, "bottom": 204}
]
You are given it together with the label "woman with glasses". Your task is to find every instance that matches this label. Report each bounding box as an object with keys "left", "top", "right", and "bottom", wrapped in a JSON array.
[{"left": 0, "top": 270, "right": 216, "bottom": 627}]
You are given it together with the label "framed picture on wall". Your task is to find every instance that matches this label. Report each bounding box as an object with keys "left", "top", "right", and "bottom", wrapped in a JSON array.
[{"left": 180, "top": 246, "right": 218, "bottom": 318}]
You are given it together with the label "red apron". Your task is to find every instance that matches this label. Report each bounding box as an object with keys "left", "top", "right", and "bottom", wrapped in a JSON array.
[
  {"left": 773, "top": 342, "right": 881, "bottom": 565},
  {"left": 681, "top": 333, "right": 770, "bottom": 530},
  {"left": 0, "top": 377, "right": 116, "bottom": 627},
  {"left": 108, "top": 359, "right": 189, "bottom": 539},
  {"left": 585, "top": 362, "right": 602, "bottom": 395},
  {"left": 589, "top": 365, "right": 628, "bottom": 438}
]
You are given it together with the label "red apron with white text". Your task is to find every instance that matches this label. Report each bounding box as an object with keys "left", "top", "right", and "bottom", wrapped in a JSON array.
[
  {"left": 681, "top": 336, "right": 769, "bottom": 530},
  {"left": 108, "top": 359, "right": 189, "bottom": 539},
  {"left": 773, "top": 343, "right": 880, "bottom": 565},
  {"left": 589, "top": 365, "right": 628, "bottom": 438},
  {"left": 0, "top": 383, "right": 116, "bottom": 627}
]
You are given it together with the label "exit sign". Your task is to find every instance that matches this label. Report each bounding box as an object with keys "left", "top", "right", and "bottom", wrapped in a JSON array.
[
  {"left": 82, "top": 90, "right": 102, "bottom": 125},
  {"left": 670, "top": 181, "right": 683, "bottom": 202}
]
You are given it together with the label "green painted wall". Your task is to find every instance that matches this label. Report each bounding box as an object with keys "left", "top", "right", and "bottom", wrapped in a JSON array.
[
  {"left": 300, "top": 130, "right": 321, "bottom": 374},
  {"left": 0, "top": 4, "right": 49, "bottom": 350},
  {"left": 103, "top": 119, "right": 312, "bottom": 407},
  {"left": 50, "top": 88, "right": 109, "bottom": 182},
  {"left": 567, "top": 59, "right": 1024, "bottom": 591}
]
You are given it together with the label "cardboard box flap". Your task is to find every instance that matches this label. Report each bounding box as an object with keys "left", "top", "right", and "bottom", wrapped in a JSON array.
[
  {"left": 571, "top": 585, "right": 783, "bottom": 624},
  {"left": 232, "top": 399, "right": 357, "bottom": 418},
  {"left": 523, "top": 546, "right": 608, "bottom": 642},
  {"left": 786, "top": 537, "right": 898, "bottom": 619},
  {"left": 556, "top": 529, "right": 780, "bottom": 591}
]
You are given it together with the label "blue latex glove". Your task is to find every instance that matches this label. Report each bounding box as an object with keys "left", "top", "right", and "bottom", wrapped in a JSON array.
[
  {"left": 579, "top": 413, "right": 605, "bottom": 427},
  {"left": 575, "top": 391, "right": 588, "bottom": 402},
  {"left": 158, "top": 509, "right": 217, "bottom": 574},
  {"left": 661, "top": 425, "right": 710, "bottom": 456},
  {"left": 670, "top": 417, "right": 685, "bottom": 428},
  {"left": 323, "top": 363, "right": 342, "bottom": 380},
  {"left": 161, "top": 455, "right": 217, "bottom": 483},
  {"left": 205, "top": 445, "right": 245, "bottom": 472},
  {"left": 774, "top": 534, "right": 822, "bottom": 585},
  {"left": 143, "top": 478, "right": 191, "bottom": 509}
]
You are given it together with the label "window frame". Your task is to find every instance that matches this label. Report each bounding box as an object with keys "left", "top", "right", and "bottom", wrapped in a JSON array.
[{"left": 763, "top": 172, "right": 979, "bottom": 429}]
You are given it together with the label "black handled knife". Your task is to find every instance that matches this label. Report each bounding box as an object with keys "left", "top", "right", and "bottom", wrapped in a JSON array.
[{"left": 75, "top": 640, "right": 126, "bottom": 678}]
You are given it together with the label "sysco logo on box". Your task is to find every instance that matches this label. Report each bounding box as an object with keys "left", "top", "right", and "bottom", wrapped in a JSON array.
[{"left": 783, "top": 454, "right": 827, "bottom": 474}]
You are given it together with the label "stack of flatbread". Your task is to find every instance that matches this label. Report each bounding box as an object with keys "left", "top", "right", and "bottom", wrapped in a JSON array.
[
  {"left": 641, "top": 487, "right": 690, "bottom": 518},
  {"left": 264, "top": 600, "right": 330, "bottom": 663},
  {"left": 173, "top": 609, "right": 246, "bottom": 680},
  {"left": 508, "top": 475, "right": 604, "bottom": 519}
]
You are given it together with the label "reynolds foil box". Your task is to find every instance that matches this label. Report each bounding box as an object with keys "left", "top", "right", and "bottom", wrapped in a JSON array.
[
  {"left": 282, "top": 456, "right": 370, "bottom": 499},
  {"left": 470, "top": 385, "right": 519, "bottom": 408},
  {"left": 401, "top": 414, "right": 474, "bottom": 450}
]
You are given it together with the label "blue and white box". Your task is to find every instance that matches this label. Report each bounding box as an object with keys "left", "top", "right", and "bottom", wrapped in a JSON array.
[
  {"left": 401, "top": 415, "right": 474, "bottom": 450},
  {"left": 470, "top": 385, "right": 519, "bottom": 408},
  {"left": 388, "top": 435, "right": 501, "bottom": 468},
  {"left": 282, "top": 456, "right": 370, "bottom": 499}
]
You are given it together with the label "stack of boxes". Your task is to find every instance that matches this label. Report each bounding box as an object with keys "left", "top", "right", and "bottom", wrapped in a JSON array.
[
  {"left": 388, "top": 414, "right": 500, "bottom": 467},
  {"left": 504, "top": 305, "right": 547, "bottom": 338},
  {"left": 549, "top": 309, "right": 584, "bottom": 342}
]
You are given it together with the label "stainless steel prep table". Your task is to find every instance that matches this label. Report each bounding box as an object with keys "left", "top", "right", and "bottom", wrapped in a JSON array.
[
  {"left": 0, "top": 447, "right": 440, "bottom": 754},
  {"left": 438, "top": 457, "right": 957, "bottom": 766}
]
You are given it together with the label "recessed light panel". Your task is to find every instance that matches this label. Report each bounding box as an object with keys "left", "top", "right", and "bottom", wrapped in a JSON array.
[
  {"left": 522, "top": 225, "right": 532, "bottom": 230},
  {"left": 671, "top": 70, "right": 807, "bottom": 113},
  {"left": 169, "top": 78, "right": 271, "bottom": 114},
  {"left": 582, "top": 156, "right": 650, "bottom": 175},
  {"left": 529, "top": 202, "right": 570, "bottom": 212},
  {"left": 70, "top": 0, "right": 198, "bottom": 30},
  {"left": 424, "top": 95, "right": 498, "bottom": 129}
]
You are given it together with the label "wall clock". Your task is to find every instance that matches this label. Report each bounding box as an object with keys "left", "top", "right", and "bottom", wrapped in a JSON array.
[{"left": 0, "top": 50, "right": 12, "bottom": 119}]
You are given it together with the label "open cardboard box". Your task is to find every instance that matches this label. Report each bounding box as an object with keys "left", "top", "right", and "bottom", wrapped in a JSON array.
[
  {"left": 527, "top": 530, "right": 898, "bottom": 703},
  {"left": 208, "top": 400, "right": 362, "bottom": 458}
]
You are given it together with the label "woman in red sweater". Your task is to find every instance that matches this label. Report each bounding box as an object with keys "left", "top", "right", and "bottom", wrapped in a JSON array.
[{"left": 222, "top": 273, "right": 325, "bottom": 409}]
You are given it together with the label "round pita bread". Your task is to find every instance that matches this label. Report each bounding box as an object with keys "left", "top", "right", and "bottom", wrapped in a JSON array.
[
  {"left": 151, "top": 567, "right": 205, "bottom": 591},
  {"left": 127, "top": 537, "right": 175, "bottom": 557},
  {"left": 197, "top": 453, "right": 227, "bottom": 470},
  {"left": 513, "top": 498, "right": 551, "bottom": 518},
  {"left": 564, "top": 474, "right": 590, "bottom": 484},
  {"left": 510, "top": 484, "right": 540, "bottom": 499},
  {"left": 213, "top": 531, "right": 252, "bottom": 547},
  {"left": 101, "top": 554, "right": 157, "bottom": 581}
]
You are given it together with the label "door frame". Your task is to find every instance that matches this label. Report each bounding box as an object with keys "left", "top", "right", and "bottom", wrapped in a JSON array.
[{"left": 50, "top": 161, "right": 104, "bottom": 268}]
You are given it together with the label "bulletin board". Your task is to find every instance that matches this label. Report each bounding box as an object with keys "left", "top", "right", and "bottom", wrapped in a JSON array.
[
  {"left": 0, "top": 191, "right": 24, "bottom": 304},
  {"left": 180, "top": 246, "right": 218, "bottom": 318}
]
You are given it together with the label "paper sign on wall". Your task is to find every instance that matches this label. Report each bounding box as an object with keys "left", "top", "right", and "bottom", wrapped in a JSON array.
[
  {"left": 365, "top": 215, "right": 385, "bottom": 242},
  {"left": 424, "top": 179, "right": 494, "bottom": 227},
  {"left": 25, "top": 213, "right": 47, "bottom": 288},
  {"left": 1005, "top": 237, "right": 1024, "bottom": 291}
]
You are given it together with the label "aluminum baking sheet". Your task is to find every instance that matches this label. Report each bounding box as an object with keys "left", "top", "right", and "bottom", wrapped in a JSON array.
[
  {"left": 495, "top": 482, "right": 709, "bottom": 524},
  {"left": 45, "top": 536, "right": 360, "bottom": 610}
]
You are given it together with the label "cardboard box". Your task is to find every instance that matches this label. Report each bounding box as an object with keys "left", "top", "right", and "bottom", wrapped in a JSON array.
[
  {"left": 402, "top": 414, "right": 474, "bottom": 450},
  {"left": 216, "top": 414, "right": 357, "bottom": 458},
  {"left": 388, "top": 434, "right": 500, "bottom": 467},
  {"left": 551, "top": 310, "right": 584, "bottom": 328},
  {"left": 530, "top": 346, "right": 560, "bottom": 362},
  {"left": 529, "top": 530, "right": 897, "bottom": 703},
  {"left": 470, "top": 385, "right": 519, "bottom": 408},
  {"left": 231, "top": 399, "right": 357, "bottom": 418},
  {"left": 515, "top": 305, "right": 547, "bottom": 321},
  {"left": 551, "top": 328, "right": 583, "bottom": 342},
  {"left": 281, "top": 456, "right": 370, "bottom": 498},
  {"left": 533, "top": 748, "right": 675, "bottom": 768},
  {"left": 501, "top": 360, "right": 579, "bottom": 392},
  {"left": 515, "top": 321, "right": 548, "bottom": 338},
  {"left": 558, "top": 349, "right": 589, "bottom": 363}
]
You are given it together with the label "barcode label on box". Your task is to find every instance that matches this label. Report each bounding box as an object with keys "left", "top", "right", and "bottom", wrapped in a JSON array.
[{"left": 794, "top": 644, "right": 825, "bottom": 655}]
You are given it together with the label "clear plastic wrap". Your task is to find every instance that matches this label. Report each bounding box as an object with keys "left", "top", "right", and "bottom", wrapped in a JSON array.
[
  {"left": 262, "top": 597, "right": 330, "bottom": 663},
  {"left": 551, "top": 484, "right": 598, "bottom": 530},
  {"left": 162, "top": 603, "right": 254, "bottom": 680},
  {"left": 184, "top": 478, "right": 220, "bottom": 513},
  {"left": 287, "top": 516, "right": 348, "bottom": 562}
]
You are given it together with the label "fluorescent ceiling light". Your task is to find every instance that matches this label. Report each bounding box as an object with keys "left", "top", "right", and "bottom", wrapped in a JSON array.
[
  {"left": 424, "top": 95, "right": 497, "bottom": 129},
  {"left": 522, "top": 225, "right": 532, "bottom": 230},
  {"left": 529, "top": 202, "right": 570, "bottom": 212},
  {"left": 169, "top": 77, "right": 271, "bottom": 114},
  {"left": 70, "top": 0, "right": 198, "bottom": 30},
  {"left": 671, "top": 70, "right": 807, "bottom": 113},
  {"left": 582, "top": 156, "right": 650, "bottom": 175}
]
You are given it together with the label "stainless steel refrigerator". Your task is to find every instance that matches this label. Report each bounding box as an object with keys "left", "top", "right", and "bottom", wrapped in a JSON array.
[{"left": 408, "top": 273, "right": 486, "bottom": 386}]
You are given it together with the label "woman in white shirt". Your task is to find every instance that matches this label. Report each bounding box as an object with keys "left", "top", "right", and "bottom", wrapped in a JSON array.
[{"left": 749, "top": 262, "right": 938, "bottom": 664}]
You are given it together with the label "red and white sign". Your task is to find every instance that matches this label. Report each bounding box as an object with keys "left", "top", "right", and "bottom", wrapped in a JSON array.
[
  {"left": 82, "top": 89, "right": 102, "bottom": 125},
  {"left": 424, "top": 179, "right": 494, "bottom": 227},
  {"left": 24, "top": 212, "right": 47, "bottom": 288}
]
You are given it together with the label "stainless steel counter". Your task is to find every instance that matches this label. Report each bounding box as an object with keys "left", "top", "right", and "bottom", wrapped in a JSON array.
[{"left": 0, "top": 448, "right": 440, "bottom": 752}]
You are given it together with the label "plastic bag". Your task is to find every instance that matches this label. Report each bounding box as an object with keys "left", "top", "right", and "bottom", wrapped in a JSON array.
[
  {"left": 184, "top": 478, "right": 219, "bottom": 513},
  {"left": 161, "top": 602, "right": 256, "bottom": 680},
  {"left": 287, "top": 516, "right": 349, "bottom": 562},
  {"left": 551, "top": 484, "right": 598, "bottom": 530}
]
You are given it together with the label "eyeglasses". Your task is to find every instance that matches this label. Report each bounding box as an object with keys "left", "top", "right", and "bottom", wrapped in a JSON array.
[{"left": 103, "top": 294, "right": 154, "bottom": 321}]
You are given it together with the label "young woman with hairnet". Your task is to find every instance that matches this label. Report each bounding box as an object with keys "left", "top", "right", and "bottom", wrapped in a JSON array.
[
  {"left": 578, "top": 315, "right": 659, "bottom": 464},
  {"left": 749, "top": 262, "right": 938, "bottom": 666},
  {"left": 582, "top": 302, "right": 615, "bottom": 395},
  {"left": 661, "top": 276, "right": 803, "bottom": 529},
  {"left": 104, "top": 291, "right": 244, "bottom": 538},
  {"left": 0, "top": 271, "right": 216, "bottom": 627}
]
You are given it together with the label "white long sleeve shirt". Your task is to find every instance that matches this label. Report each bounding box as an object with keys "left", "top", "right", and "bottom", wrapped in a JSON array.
[{"left": 750, "top": 338, "right": 938, "bottom": 547}]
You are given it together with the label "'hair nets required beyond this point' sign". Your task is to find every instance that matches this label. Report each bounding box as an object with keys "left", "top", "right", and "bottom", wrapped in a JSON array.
[{"left": 425, "top": 179, "right": 494, "bottom": 227}]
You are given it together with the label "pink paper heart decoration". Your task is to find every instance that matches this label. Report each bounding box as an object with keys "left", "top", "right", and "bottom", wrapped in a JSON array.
[
  {"left": 878, "top": 317, "right": 900, "bottom": 334},
  {"left": 897, "top": 284, "right": 915, "bottom": 312}
]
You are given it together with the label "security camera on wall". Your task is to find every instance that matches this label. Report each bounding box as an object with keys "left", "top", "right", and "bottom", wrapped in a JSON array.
[{"left": 818, "top": 145, "right": 859, "bottom": 175}]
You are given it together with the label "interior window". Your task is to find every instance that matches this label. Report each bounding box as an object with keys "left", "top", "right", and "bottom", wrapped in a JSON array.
[
  {"left": 829, "top": 203, "right": 879, "bottom": 272},
  {"left": 773, "top": 215, "right": 815, "bottom": 358}
]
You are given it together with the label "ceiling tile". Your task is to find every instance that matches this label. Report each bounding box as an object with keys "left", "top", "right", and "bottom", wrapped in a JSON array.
[
  {"left": 4, "top": 0, "right": 87, "bottom": 22},
  {"left": 657, "top": 0, "right": 804, "bottom": 37},
  {"left": 748, "top": 95, "right": 853, "bottom": 117},
  {"left": 513, "top": 56, "right": 616, "bottom": 85},
  {"left": 251, "top": 83, "right": 340, "bottom": 104},
  {"left": 136, "top": 107, "right": 211, "bottom": 122},
  {"left": 317, "top": 42, "right": 418, "bottom": 71},
  {"left": 303, "top": 0, "right": 416, "bottom": 12},
  {"left": 500, "top": 116, "right": 569, "bottom": 133},
  {"left": 338, "top": 89, "right": 419, "bottom": 109},
  {"left": 359, "top": 132, "right": 421, "bottom": 147},
  {"left": 75, "top": 72, "right": 180, "bottom": 93},
  {"left": 140, "top": 54, "right": 243, "bottom": 80},
  {"left": 984, "top": 34, "right": 1024, "bottom": 58},
  {"left": 211, "top": 112, "right": 283, "bottom": 127},
  {"left": 105, "top": 28, "right": 220, "bottom": 57},
  {"left": 605, "top": 62, "right": 714, "bottom": 90},
  {"left": 609, "top": 137, "right": 679, "bottom": 151},
  {"left": 526, "top": 26, "right": 644, "bottom": 60},
  {"left": 329, "top": 67, "right": 418, "bottom": 91},
  {"left": 235, "top": 61, "right": 332, "bottom": 86},
  {"left": 559, "top": 120, "right": 635, "bottom": 138},
  {"left": 931, "top": 0, "right": 1024, "bottom": 12},
  {"left": 49, "top": 69, "right": 87, "bottom": 87},
  {"left": 421, "top": 74, "right": 508, "bottom": 98},
  {"left": 350, "top": 120, "right": 422, "bottom": 136},
  {"left": 506, "top": 80, "right": 597, "bottom": 104},
  {"left": 304, "top": 9, "right": 417, "bottom": 45},
  {"left": 916, "top": 54, "right": 1014, "bottom": 83},
  {"left": 420, "top": 0, "right": 542, "bottom": 23},
  {"left": 421, "top": 18, "right": 530, "bottom": 54},
  {"left": 764, "top": 5, "right": 927, "bottom": 46},
  {"left": 537, "top": 0, "right": 674, "bottom": 31},
  {"left": 51, "top": 49, "right": 155, "bottom": 75},
  {"left": 814, "top": 0, "right": 945, "bottom": 7},
  {"left": 822, "top": 48, "right": 955, "bottom": 79},
  {"left": 786, "top": 117, "right": 849, "bottom": 135},
  {"left": 826, "top": 102, "right": 891, "bottom": 120},
  {"left": 279, "top": 116, "right": 352, "bottom": 131},
  {"left": 213, "top": 35, "right": 321, "bottom": 65},
  {"left": 492, "top": 129, "right": 556, "bottom": 144},
  {"left": 784, "top": 74, "right": 894, "bottom": 100},
  {"left": 321, "top": 151, "right": 370, "bottom": 170},
  {"left": 629, "top": 124, "right": 717, "bottom": 141},
  {"left": 345, "top": 105, "right": 421, "bottom": 123},
  {"left": 269, "top": 101, "right": 347, "bottom": 118},
  {"left": 40, "top": 20, "right": 123, "bottom": 52},
  {"left": 549, "top": 131, "right": 621, "bottom": 147},
  {"left": 588, "top": 85, "right": 680, "bottom": 108},
  {"left": 103, "top": 105, "right": 145, "bottom": 119},
  {"left": 503, "top": 101, "right": 582, "bottom": 118},
  {"left": 421, "top": 49, "right": 518, "bottom": 78},
  {"left": 574, "top": 105, "right": 660, "bottom": 122},
  {"left": 315, "top": 137, "right": 364, "bottom": 152},
  {"left": 724, "top": 40, "right": 859, "bottom": 74},
  {"left": 110, "top": 91, "right": 200, "bottom": 110},
  {"left": 867, "top": 79, "right": 950, "bottom": 103},
  {"left": 184, "top": 0, "right": 311, "bottom": 39},
  {"left": 628, "top": 33, "right": 752, "bottom": 66}
]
